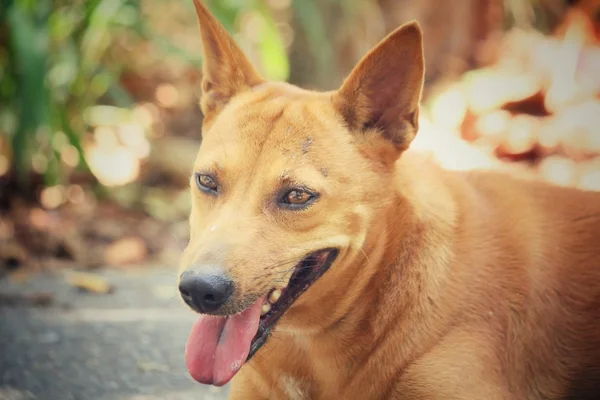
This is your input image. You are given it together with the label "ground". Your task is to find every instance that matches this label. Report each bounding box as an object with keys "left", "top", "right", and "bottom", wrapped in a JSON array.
[{"left": 0, "top": 267, "right": 229, "bottom": 400}]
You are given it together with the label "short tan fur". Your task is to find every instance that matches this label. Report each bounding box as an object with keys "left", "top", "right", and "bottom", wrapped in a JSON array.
[{"left": 179, "top": 1, "right": 600, "bottom": 398}]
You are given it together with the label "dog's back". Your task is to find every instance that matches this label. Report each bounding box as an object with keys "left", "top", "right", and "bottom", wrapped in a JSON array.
[{"left": 421, "top": 165, "right": 600, "bottom": 399}]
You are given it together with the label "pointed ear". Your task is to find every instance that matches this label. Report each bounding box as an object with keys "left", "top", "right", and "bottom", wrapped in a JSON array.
[
  {"left": 333, "top": 21, "right": 424, "bottom": 153},
  {"left": 192, "top": 0, "right": 264, "bottom": 121}
]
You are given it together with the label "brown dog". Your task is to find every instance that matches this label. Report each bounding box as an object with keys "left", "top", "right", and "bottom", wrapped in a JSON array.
[{"left": 177, "top": 1, "right": 600, "bottom": 398}]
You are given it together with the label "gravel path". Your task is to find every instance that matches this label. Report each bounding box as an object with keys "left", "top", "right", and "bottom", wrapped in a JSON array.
[{"left": 0, "top": 267, "right": 229, "bottom": 400}]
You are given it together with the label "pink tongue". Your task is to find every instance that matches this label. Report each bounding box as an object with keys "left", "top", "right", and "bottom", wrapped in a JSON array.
[{"left": 185, "top": 297, "right": 264, "bottom": 386}]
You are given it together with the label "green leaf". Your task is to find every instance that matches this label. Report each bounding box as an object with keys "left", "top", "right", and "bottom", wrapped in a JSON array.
[
  {"left": 7, "top": 1, "right": 52, "bottom": 185},
  {"left": 256, "top": 3, "right": 289, "bottom": 81},
  {"left": 80, "top": 0, "right": 126, "bottom": 72}
]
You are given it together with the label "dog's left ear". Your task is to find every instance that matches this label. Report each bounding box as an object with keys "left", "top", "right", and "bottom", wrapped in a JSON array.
[
  {"left": 333, "top": 21, "right": 424, "bottom": 154},
  {"left": 192, "top": 0, "right": 264, "bottom": 123}
]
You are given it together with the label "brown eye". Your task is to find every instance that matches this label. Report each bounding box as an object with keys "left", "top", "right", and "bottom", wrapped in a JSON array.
[
  {"left": 280, "top": 188, "right": 317, "bottom": 209},
  {"left": 196, "top": 173, "right": 218, "bottom": 193}
]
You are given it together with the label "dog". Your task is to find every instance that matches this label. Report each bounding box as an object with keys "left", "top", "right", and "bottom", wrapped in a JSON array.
[{"left": 177, "top": 1, "right": 600, "bottom": 398}]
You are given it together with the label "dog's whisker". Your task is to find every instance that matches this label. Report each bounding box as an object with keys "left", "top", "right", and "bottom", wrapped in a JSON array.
[
  {"left": 360, "top": 247, "right": 372, "bottom": 267},
  {"left": 251, "top": 266, "right": 298, "bottom": 280},
  {"left": 253, "top": 262, "right": 324, "bottom": 280},
  {"left": 246, "top": 259, "right": 301, "bottom": 279}
]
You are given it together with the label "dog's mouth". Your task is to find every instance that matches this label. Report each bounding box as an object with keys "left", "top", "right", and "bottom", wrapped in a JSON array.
[
  {"left": 250, "top": 248, "right": 339, "bottom": 360},
  {"left": 184, "top": 248, "right": 339, "bottom": 386}
]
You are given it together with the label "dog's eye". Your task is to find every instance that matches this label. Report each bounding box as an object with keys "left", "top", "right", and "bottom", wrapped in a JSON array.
[
  {"left": 196, "top": 173, "right": 218, "bottom": 193},
  {"left": 280, "top": 188, "right": 316, "bottom": 208}
]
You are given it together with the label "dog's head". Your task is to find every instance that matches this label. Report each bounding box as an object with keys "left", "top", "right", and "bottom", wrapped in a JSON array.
[{"left": 179, "top": 0, "right": 424, "bottom": 386}]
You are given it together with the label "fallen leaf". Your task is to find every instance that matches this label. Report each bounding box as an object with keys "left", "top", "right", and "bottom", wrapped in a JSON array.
[
  {"left": 65, "top": 271, "right": 113, "bottom": 294},
  {"left": 137, "top": 360, "right": 169, "bottom": 373}
]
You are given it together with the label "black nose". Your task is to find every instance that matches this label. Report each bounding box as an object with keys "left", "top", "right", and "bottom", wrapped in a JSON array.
[{"left": 179, "top": 271, "right": 234, "bottom": 313}]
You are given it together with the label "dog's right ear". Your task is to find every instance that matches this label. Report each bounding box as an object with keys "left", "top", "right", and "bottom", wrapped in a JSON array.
[
  {"left": 192, "top": 0, "right": 264, "bottom": 123},
  {"left": 332, "top": 22, "right": 424, "bottom": 157}
]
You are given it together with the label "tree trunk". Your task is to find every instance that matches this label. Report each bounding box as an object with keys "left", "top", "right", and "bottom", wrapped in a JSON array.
[{"left": 288, "top": 0, "right": 505, "bottom": 90}]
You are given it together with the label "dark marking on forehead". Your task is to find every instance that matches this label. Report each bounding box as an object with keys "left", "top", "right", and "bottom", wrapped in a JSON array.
[
  {"left": 302, "top": 138, "right": 313, "bottom": 154},
  {"left": 320, "top": 167, "right": 329, "bottom": 177}
]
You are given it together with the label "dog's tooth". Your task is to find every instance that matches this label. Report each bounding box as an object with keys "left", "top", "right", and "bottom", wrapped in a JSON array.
[
  {"left": 269, "top": 289, "right": 282, "bottom": 304},
  {"left": 261, "top": 303, "right": 271, "bottom": 315}
]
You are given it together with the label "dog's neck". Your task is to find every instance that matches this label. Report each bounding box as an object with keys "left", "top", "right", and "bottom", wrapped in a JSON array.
[{"left": 338, "top": 152, "right": 461, "bottom": 373}]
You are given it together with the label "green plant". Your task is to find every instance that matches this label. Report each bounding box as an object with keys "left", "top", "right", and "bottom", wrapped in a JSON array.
[
  {"left": 0, "top": 0, "right": 349, "bottom": 191},
  {"left": 1, "top": 0, "right": 143, "bottom": 188}
]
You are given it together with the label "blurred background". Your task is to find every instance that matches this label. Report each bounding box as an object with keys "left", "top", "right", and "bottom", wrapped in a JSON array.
[
  {"left": 1, "top": 0, "right": 600, "bottom": 274},
  {"left": 0, "top": 0, "right": 599, "bottom": 398}
]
